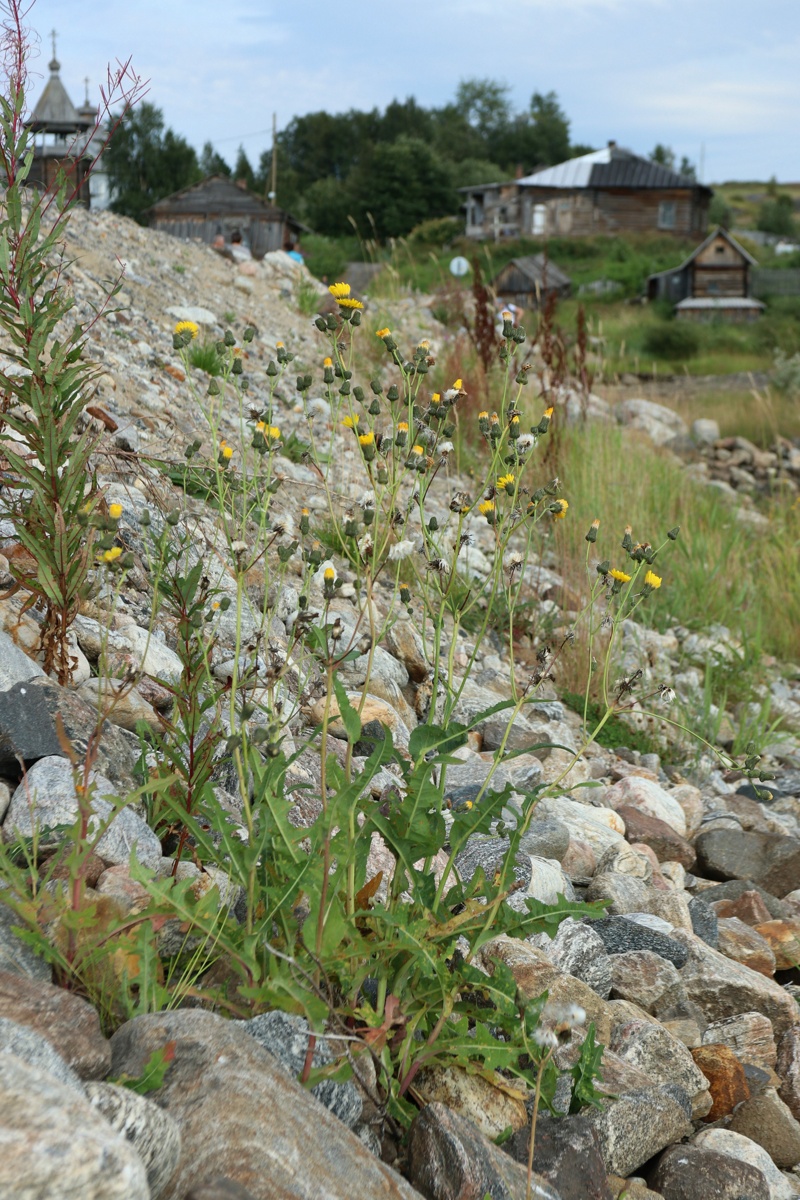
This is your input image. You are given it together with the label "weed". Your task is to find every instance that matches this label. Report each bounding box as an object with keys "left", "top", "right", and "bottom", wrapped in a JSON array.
[
  {"left": 296, "top": 276, "right": 322, "bottom": 317},
  {"left": 188, "top": 340, "right": 225, "bottom": 376}
]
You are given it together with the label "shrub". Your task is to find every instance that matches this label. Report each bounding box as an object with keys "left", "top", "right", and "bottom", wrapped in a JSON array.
[{"left": 641, "top": 321, "right": 700, "bottom": 361}]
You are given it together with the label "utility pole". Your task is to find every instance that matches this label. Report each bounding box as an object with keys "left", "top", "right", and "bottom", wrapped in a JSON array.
[{"left": 267, "top": 113, "right": 277, "bottom": 205}]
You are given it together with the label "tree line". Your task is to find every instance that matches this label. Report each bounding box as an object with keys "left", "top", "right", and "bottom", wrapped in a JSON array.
[{"left": 104, "top": 79, "right": 584, "bottom": 238}]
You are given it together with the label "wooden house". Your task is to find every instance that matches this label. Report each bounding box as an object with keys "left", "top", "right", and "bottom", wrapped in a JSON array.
[
  {"left": 492, "top": 254, "right": 571, "bottom": 309},
  {"left": 148, "top": 176, "right": 307, "bottom": 258},
  {"left": 24, "top": 43, "right": 94, "bottom": 205},
  {"left": 462, "top": 143, "right": 711, "bottom": 241},
  {"left": 647, "top": 228, "right": 764, "bottom": 321}
]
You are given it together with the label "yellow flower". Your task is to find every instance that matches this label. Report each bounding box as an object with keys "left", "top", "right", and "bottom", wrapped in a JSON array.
[
  {"left": 609, "top": 568, "right": 631, "bottom": 583},
  {"left": 342, "top": 415, "right": 359, "bottom": 428},
  {"left": 358, "top": 432, "right": 375, "bottom": 446},
  {"left": 478, "top": 499, "right": 495, "bottom": 517},
  {"left": 552, "top": 499, "right": 569, "bottom": 520},
  {"left": 544, "top": 406, "right": 554, "bottom": 419},
  {"left": 267, "top": 426, "right": 280, "bottom": 440},
  {"left": 644, "top": 570, "right": 662, "bottom": 589},
  {"left": 397, "top": 421, "right": 409, "bottom": 432},
  {"left": 101, "top": 546, "right": 122, "bottom": 564},
  {"left": 430, "top": 393, "right": 441, "bottom": 405},
  {"left": 502, "top": 310, "right": 512, "bottom": 320},
  {"left": 324, "top": 566, "right": 335, "bottom": 581},
  {"left": 497, "top": 473, "right": 515, "bottom": 491},
  {"left": 173, "top": 320, "right": 199, "bottom": 339},
  {"left": 220, "top": 443, "right": 234, "bottom": 460},
  {"left": 276, "top": 340, "right": 284, "bottom": 348},
  {"left": 337, "top": 297, "right": 364, "bottom": 309},
  {"left": 323, "top": 356, "right": 333, "bottom": 367},
  {"left": 256, "top": 420, "right": 266, "bottom": 432},
  {"left": 478, "top": 410, "right": 489, "bottom": 421},
  {"left": 301, "top": 507, "right": 310, "bottom": 516},
  {"left": 411, "top": 444, "right": 425, "bottom": 456},
  {"left": 108, "top": 503, "right": 123, "bottom": 520},
  {"left": 376, "top": 327, "right": 391, "bottom": 338},
  {"left": 328, "top": 282, "right": 351, "bottom": 299},
  {"left": 453, "top": 378, "right": 463, "bottom": 390}
]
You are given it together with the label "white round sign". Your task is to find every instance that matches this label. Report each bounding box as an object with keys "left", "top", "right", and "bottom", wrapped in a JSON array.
[{"left": 449, "top": 256, "right": 470, "bottom": 277}]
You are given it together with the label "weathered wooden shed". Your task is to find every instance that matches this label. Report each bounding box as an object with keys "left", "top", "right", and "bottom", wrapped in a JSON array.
[
  {"left": 492, "top": 254, "right": 571, "bottom": 308},
  {"left": 463, "top": 143, "right": 712, "bottom": 241},
  {"left": 147, "top": 176, "right": 307, "bottom": 258},
  {"left": 647, "top": 228, "right": 764, "bottom": 321}
]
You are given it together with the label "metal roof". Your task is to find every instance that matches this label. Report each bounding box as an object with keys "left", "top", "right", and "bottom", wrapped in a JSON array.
[
  {"left": 148, "top": 175, "right": 309, "bottom": 230},
  {"left": 517, "top": 145, "right": 708, "bottom": 192},
  {"left": 27, "top": 57, "right": 91, "bottom": 134}
]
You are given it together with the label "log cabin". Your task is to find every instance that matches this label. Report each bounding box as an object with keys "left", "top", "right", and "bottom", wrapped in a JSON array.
[
  {"left": 647, "top": 228, "right": 765, "bottom": 321},
  {"left": 462, "top": 143, "right": 711, "bottom": 241},
  {"left": 148, "top": 176, "right": 307, "bottom": 259}
]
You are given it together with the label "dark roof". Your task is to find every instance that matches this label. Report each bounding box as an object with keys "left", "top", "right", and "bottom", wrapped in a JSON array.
[
  {"left": 27, "top": 56, "right": 92, "bottom": 134},
  {"left": 496, "top": 254, "right": 571, "bottom": 290},
  {"left": 148, "top": 175, "right": 305, "bottom": 226},
  {"left": 587, "top": 157, "right": 702, "bottom": 190},
  {"left": 647, "top": 227, "right": 758, "bottom": 283}
]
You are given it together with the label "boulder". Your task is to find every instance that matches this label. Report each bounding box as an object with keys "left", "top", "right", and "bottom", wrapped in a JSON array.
[
  {"left": 590, "top": 915, "right": 689, "bottom": 968},
  {"left": 3, "top": 756, "right": 161, "bottom": 871},
  {"left": 0, "top": 896, "right": 51, "bottom": 980},
  {"left": 604, "top": 777, "right": 687, "bottom": 837},
  {"left": 0, "top": 1015, "right": 86, "bottom": 1094},
  {"left": 690, "top": 1043, "right": 751, "bottom": 1121},
  {"left": 110, "top": 1009, "right": 420, "bottom": 1200},
  {"left": 406, "top": 1102, "right": 560, "bottom": 1200},
  {"left": 615, "top": 805, "right": 696, "bottom": 869},
  {"left": 609, "top": 950, "right": 687, "bottom": 1017},
  {"left": 610, "top": 1018, "right": 712, "bottom": 1118},
  {"left": 728, "top": 1088, "right": 800, "bottom": 1169},
  {"left": 754, "top": 919, "right": 800, "bottom": 969},
  {"left": 587, "top": 1083, "right": 692, "bottom": 1177},
  {"left": 694, "top": 829, "right": 800, "bottom": 899},
  {"left": 616, "top": 398, "right": 689, "bottom": 446},
  {"left": 414, "top": 1064, "right": 528, "bottom": 1141},
  {"left": 505, "top": 1113, "right": 612, "bottom": 1200},
  {"left": 717, "top": 917, "right": 777, "bottom": 976},
  {"left": 703, "top": 1012, "right": 778, "bottom": 1070},
  {"left": 0, "top": 968, "right": 111, "bottom": 1078},
  {"left": 85, "top": 1080, "right": 182, "bottom": 1197},
  {"left": 695, "top": 1127, "right": 799, "bottom": 1200},
  {"left": 0, "top": 1052, "right": 149, "bottom": 1199},
  {"left": 649, "top": 1143, "right": 769, "bottom": 1200},
  {"left": 0, "top": 628, "right": 46, "bottom": 689}
]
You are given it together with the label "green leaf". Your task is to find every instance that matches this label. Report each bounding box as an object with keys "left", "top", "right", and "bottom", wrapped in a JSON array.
[
  {"left": 332, "top": 674, "right": 361, "bottom": 744},
  {"left": 408, "top": 721, "right": 468, "bottom": 762}
]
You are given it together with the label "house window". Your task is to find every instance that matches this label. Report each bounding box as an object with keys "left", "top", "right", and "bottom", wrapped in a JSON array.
[
  {"left": 658, "top": 201, "right": 676, "bottom": 230},
  {"left": 532, "top": 204, "right": 546, "bottom": 235}
]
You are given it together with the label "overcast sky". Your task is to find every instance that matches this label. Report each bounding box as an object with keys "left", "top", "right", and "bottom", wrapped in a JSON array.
[{"left": 26, "top": 0, "right": 800, "bottom": 183}]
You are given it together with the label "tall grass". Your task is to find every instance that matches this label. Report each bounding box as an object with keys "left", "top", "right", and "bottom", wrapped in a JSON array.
[{"left": 553, "top": 422, "right": 800, "bottom": 663}]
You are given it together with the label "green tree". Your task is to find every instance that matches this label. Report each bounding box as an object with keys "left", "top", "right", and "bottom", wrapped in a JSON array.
[
  {"left": 301, "top": 175, "right": 357, "bottom": 237},
  {"left": 447, "top": 157, "right": 505, "bottom": 189},
  {"left": 200, "top": 141, "right": 230, "bottom": 177},
  {"left": 233, "top": 145, "right": 256, "bottom": 190},
  {"left": 708, "top": 194, "right": 732, "bottom": 228},
  {"left": 528, "top": 91, "right": 570, "bottom": 164},
  {"left": 454, "top": 78, "right": 512, "bottom": 141},
  {"left": 349, "top": 136, "right": 456, "bottom": 239},
  {"left": 650, "top": 143, "right": 676, "bottom": 170},
  {"left": 105, "top": 102, "right": 200, "bottom": 223},
  {"left": 758, "top": 182, "right": 797, "bottom": 237},
  {"left": 679, "top": 155, "right": 697, "bottom": 181}
]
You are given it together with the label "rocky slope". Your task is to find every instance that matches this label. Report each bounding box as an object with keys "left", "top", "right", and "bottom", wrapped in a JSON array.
[{"left": 0, "top": 209, "right": 799, "bottom": 1199}]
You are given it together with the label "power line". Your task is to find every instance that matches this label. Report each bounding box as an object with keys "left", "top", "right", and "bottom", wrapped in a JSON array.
[{"left": 211, "top": 127, "right": 274, "bottom": 145}]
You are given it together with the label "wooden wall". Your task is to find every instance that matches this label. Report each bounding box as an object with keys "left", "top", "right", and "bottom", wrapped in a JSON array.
[
  {"left": 150, "top": 215, "right": 289, "bottom": 257},
  {"left": 469, "top": 185, "right": 709, "bottom": 240}
]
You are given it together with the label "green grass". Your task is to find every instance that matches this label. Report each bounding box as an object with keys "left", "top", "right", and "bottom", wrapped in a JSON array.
[{"left": 551, "top": 422, "right": 800, "bottom": 663}]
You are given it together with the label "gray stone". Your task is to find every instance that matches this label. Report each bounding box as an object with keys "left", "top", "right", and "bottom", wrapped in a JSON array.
[
  {"left": 0, "top": 629, "right": 45, "bottom": 689},
  {"left": 671, "top": 928, "right": 800, "bottom": 1040},
  {"left": 687, "top": 896, "right": 719, "bottom": 948},
  {"left": 407, "top": 1101, "right": 561, "bottom": 1200},
  {"left": 185, "top": 1183, "right": 259, "bottom": 1200},
  {"left": 702, "top": 878, "right": 788, "bottom": 919},
  {"left": 0, "top": 968, "right": 111, "bottom": 1079},
  {"left": 585, "top": 871, "right": 653, "bottom": 914},
  {"left": 727, "top": 1087, "right": 800, "bottom": 1169},
  {"left": 165, "top": 304, "right": 218, "bottom": 325},
  {"left": 532, "top": 919, "right": 613, "bottom": 999},
  {"left": 235, "top": 1011, "right": 362, "bottom": 1128},
  {"left": 4, "top": 756, "right": 161, "bottom": 870},
  {"left": 587, "top": 1083, "right": 692, "bottom": 1176},
  {"left": 519, "top": 817, "right": 571, "bottom": 863},
  {"left": 0, "top": 1016, "right": 86, "bottom": 1094},
  {"left": 691, "top": 418, "right": 721, "bottom": 446},
  {"left": 609, "top": 1018, "right": 712, "bottom": 1118},
  {"left": 0, "top": 895, "right": 51, "bottom": 980},
  {"left": 650, "top": 1143, "right": 769, "bottom": 1200},
  {"left": 455, "top": 836, "right": 531, "bottom": 892},
  {"left": 609, "top": 950, "right": 688, "bottom": 1017},
  {"left": 505, "top": 1113, "right": 612, "bottom": 1200},
  {"left": 695, "top": 828, "right": 800, "bottom": 898},
  {"left": 110, "top": 1009, "right": 419, "bottom": 1200},
  {"left": 590, "top": 916, "right": 689, "bottom": 968},
  {"left": 694, "top": 1127, "right": 799, "bottom": 1200},
  {"left": 777, "top": 1027, "right": 800, "bottom": 1122},
  {"left": 0, "top": 1052, "right": 149, "bottom": 1198},
  {"left": 86, "top": 1080, "right": 182, "bottom": 1198},
  {"left": 0, "top": 676, "right": 136, "bottom": 787}
]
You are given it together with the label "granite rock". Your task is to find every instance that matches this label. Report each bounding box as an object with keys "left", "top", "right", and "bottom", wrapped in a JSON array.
[
  {"left": 0, "top": 968, "right": 111, "bottom": 1079},
  {"left": 687, "top": 897, "right": 719, "bottom": 948},
  {"left": 587, "top": 1083, "right": 693, "bottom": 1177},
  {"left": 505, "top": 1113, "right": 612, "bottom": 1200},
  {"left": 0, "top": 1015, "right": 86, "bottom": 1094},
  {"left": 0, "top": 895, "right": 51, "bottom": 980},
  {"left": 604, "top": 777, "right": 688, "bottom": 837},
  {"left": 407, "top": 1102, "right": 561, "bottom": 1200},
  {"left": 610, "top": 1018, "right": 712, "bottom": 1118},
  {"left": 717, "top": 916, "right": 777, "bottom": 976},
  {"left": 778, "top": 1028, "right": 800, "bottom": 1123},
  {"left": 691, "top": 1043, "right": 751, "bottom": 1121},
  {"left": 591, "top": 916, "right": 689, "bottom": 968},
  {"left": 110, "top": 1009, "right": 420, "bottom": 1200},
  {"left": 616, "top": 805, "right": 696, "bottom": 869},
  {"left": 695, "top": 1127, "right": 799, "bottom": 1200},
  {"left": 703, "top": 1012, "right": 778, "bottom": 1070},
  {"left": 609, "top": 950, "right": 688, "bottom": 1017},
  {"left": 414, "top": 1064, "right": 528, "bottom": 1141},
  {"left": 532, "top": 918, "right": 613, "bottom": 999},
  {"left": 728, "top": 1087, "right": 800, "bottom": 1169},
  {"left": 694, "top": 829, "right": 800, "bottom": 899},
  {"left": 0, "top": 1052, "right": 149, "bottom": 1199},
  {"left": 649, "top": 1143, "right": 769, "bottom": 1200},
  {"left": 86, "top": 1080, "right": 182, "bottom": 1197}
]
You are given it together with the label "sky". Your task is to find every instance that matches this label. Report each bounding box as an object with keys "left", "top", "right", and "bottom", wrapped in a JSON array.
[{"left": 25, "top": 0, "right": 800, "bottom": 184}]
